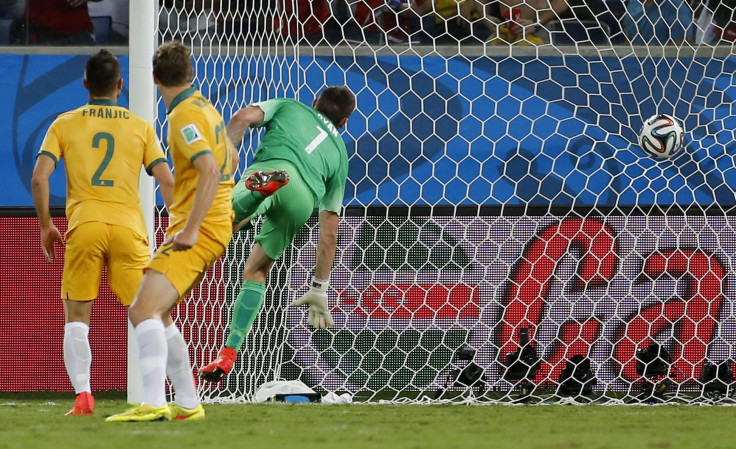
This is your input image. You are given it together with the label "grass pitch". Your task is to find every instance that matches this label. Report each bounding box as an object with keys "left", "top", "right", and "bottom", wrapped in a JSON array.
[{"left": 1, "top": 394, "right": 735, "bottom": 449}]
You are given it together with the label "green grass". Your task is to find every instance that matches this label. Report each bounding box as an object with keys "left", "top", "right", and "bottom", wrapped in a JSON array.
[{"left": 1, "top": 394, "right": 735, "bottom": 449}]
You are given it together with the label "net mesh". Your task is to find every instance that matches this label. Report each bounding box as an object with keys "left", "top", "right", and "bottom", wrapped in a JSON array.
[{"left": 155, "top": 0, "right": 736, "bottom": 404}]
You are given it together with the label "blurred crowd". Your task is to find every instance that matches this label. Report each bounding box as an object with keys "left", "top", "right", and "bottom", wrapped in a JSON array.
[
  {"left": 2, "top": 0, "right": 128, "bottom": 45},
  {"left": 310, "top": 0, "right": 736, "bottom": 46},
  {"left": 3, "top": 0, "right": 736, "bottom": 46}
]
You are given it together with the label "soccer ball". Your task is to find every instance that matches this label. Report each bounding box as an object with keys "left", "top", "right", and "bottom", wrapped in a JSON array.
[{"left": 638, "top": 114, "right": 684, "bottom": 159}]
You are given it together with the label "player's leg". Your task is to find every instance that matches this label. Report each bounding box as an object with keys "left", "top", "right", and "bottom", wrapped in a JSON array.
[
  {"left": 107, "top": 225, "right": 203, "bottom": 419},
  {"left": 201, "top": 172, "right": 313, "bottom": 382},
  {"left": 106, "top": 269, "right": 179, "bottom": 422},
  {"left": 63, "top": 300, "right": 95, "bottom": 416},
  {"left": 231, "top": 162, "right": 290, "bottom": 232},
  {"left": 107, "top": 232, "right": 228, "bottom": 422},
  {"left": 244, "top": 169, "right": 290, "bottom": 196},
  {"left": 106, "top": 225, "right": 196, "bottom": 418},
  {"left": 106, "top": 224, "right": 150, "bottom": 406},
  {"left": 163, "top": 312, "right": 205, "bottom": 421},
  {"left": 133, "top": 271, "right": 181, "bottom": 397},
  {"left": 60, "top": 222, "right": 107, "bottom": 416},
  {"left": 227, "top": 244, "right": 274, "bottom": 343},
  {"left": 199, "top": 243, "right": 274, "bottom": 382}
]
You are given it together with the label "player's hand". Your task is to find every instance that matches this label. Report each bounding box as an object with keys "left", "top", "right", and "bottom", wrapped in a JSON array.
[
  {"left": 41, "top": 223, "right": 64, "bottom": 262},
  {"left": 293, "top": 286, "right": 334, "bottom": 329},
  {"left": 513, "top": 18, "right": 537, "bottom": 36},
  {"left": 233, "top": 217, "right": 251, "bottom": 233},
  {"left": 165, "top": 229, "right": 198, "bottom": 251}
]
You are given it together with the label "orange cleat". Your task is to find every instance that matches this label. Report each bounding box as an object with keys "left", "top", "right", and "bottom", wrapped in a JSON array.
[
  {"left": 245, "top": 170, "right": 289, "bottom": 196},
  {"left": 198, "top": 347, "right": 237, "bottom": 382},
  {"left": 66, "top": 392, "right": 94, "bottom": 416}
]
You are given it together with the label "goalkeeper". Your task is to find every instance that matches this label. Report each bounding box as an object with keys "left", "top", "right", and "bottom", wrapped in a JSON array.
[{"left": 199, "top": 86, "right": 356, "bottom": 382}]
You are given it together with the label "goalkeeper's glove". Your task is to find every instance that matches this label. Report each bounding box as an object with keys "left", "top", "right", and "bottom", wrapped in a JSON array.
[{"left": 292, "top": 277, "right": 334, "bottom": 329}]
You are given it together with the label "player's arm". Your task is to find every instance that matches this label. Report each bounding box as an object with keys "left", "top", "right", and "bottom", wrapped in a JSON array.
[
  {"left": 151, "top": 162, "right": 175, "bottom": 210},
  {"left": 226, "top": 105, "right": 264, "bottom": 147},
  {"left": 144, "top": 125, "right": 175, "bottom": 210},
  {"left": 315, "top": 210, "right": 339, "bottom": 280},
  {"left": 170, "top": 152, "right": 221, "bottom": 251},
  {"left": 31, "top": 154, "right": 63, "bottom": 262},
  {"left": 312, "top": 160, "right": 346, "bottom": 280},
  {"left": 227, "top": 136, "right": 240, "bottom": 172},
  {"left": 292, "top": 210, "right": 339, "bottom": 328}
]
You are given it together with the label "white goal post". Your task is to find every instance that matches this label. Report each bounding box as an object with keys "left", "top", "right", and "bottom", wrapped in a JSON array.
[
  {"left": 127, "top": 0, "right": 159, "bottom": 405},
  {"left": 141, "top": 0, "right": 736, "bottom": 404}
]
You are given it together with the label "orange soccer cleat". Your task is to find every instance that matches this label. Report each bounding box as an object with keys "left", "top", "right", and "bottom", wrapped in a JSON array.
[
  {"left": 66, "top": 392, "right": 95, "bottom": 416},
  {"left": 245, "top": 170, "right": 289, "bottom": 196},
  {"left": 198, "top": 347, "right": 237, "bottom": 382}
]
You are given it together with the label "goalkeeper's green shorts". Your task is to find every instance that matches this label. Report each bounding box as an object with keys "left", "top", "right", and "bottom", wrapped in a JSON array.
[{"left": 232, "top": 160, "right": 315, "bottom": 260}]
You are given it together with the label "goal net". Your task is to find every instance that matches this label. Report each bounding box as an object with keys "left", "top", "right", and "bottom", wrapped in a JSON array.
[{"left": 155, "top": 0, "right": 736, "bottom": 404}]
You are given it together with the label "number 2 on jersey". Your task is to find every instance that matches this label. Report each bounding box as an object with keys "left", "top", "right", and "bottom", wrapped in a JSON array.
[
  {"left": 91, "top": 132, "right": 115, "bottom": 187},
  {"left": 305, "top": 127, "right": 328, "bottom": 154}
]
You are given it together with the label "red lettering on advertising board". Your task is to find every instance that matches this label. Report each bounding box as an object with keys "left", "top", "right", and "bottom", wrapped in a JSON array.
[
  {"left": 614, "top": 249, "right": 726, "bottom": 381},
  {"left": 339, "top": 283, "right": 480, "bottom": 319},
  {"left": 541, "top": 318, "right": 603, "bottom": 383},
  {"left": 497, "top": 217, "right": 617, "bottom": 381}
]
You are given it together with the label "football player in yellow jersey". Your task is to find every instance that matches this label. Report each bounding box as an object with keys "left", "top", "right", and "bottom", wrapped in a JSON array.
[
  {"left": 106, "top": 41, "right": 237, "bottom": 423},
  {"left": 31, "top": 50, "right": 175, "bottom": 416}
]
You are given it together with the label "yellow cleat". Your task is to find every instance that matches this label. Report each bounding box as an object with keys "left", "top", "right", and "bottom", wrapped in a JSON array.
[
  {"left": 169, "top": 403, "right": 205, "bottom": 421},
  {"left": 105, "top": 404, "right": 170, "bottom": 422},
  {"left": 513, "top": 33, "right": 546, "bottom": 46},
  {"left": 488, "top": 24, "right": 514, "bottom": 45}
]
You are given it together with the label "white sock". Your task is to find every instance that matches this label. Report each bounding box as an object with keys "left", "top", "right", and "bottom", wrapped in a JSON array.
[
  {"left": 64, "top": 322, "right": 91, "bottom": 394},
  {"left": 165, "top": 324, "right": 199, "bottom": 409},
  {"left": 135, "top": 319, "right": 167, "bottom": 407}
]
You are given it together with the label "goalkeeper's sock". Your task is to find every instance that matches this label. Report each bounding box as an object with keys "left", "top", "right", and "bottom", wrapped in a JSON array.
[
  {"left": 165, "top": 324, "right": 199, "bottom": 410},
  {"left": 63, "top": 322, "right": 91, "bottom": 394},
  {"left": 224, "top": 281, "right": 266, "bottom": 351},
  {"left": 135, "top": 319, "right": 167, "bottom": 408}
]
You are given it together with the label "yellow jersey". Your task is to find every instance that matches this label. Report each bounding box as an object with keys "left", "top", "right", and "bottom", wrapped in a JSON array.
[
  {"left": 435, "top": 0, "right": 462, "bottom": 20},
  {"left": 434, "top": 0, "right": 481, "bottom": 23},
  {"left": 38, "top": 99, "right": 167, "bottom": 237},
  {"left": 166, "top": 87, "right": 234, "bottom": 242}
]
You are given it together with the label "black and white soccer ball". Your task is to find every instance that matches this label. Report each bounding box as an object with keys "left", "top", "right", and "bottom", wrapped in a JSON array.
[{"left": 638, "top": 114, "right": 684, "bottom": 160}]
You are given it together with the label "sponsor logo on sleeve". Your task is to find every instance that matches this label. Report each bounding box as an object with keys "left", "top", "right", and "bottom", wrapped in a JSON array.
[{"left": 181, "top": 124, "right": 202, "bottom": 144}]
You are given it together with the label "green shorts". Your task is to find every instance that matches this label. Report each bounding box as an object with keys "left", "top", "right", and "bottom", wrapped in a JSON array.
[{"left": 232, "top": 160, "right": 316, "bottom": 260}]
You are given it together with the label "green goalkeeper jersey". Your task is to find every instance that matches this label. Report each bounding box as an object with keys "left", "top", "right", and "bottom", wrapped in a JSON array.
[{"left": 252, "top": 98, "right": 349, "bottom": 213}]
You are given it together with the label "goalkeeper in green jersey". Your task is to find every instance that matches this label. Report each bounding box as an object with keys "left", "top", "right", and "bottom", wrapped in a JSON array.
[{"left": 199, "top": 86, "right": 356, "bottom": 382}]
